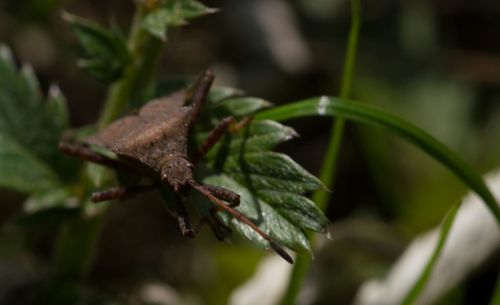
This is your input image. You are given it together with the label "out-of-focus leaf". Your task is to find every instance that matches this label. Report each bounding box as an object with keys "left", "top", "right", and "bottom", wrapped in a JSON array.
[
  {"left": 63, "top": 12, "right": 130, "bottom": 82},
  {"left": 47, "top": 85, "right": 70, "bottom": 132},
  {"left": 213, "top": 97, "right": 273, "bottom": 118},
  {"left": 16, "top": 188, "right": 80, "bottom": 226},
  {"left": 24, "top": 188, "right": 78, "bottom": 213},
  {"left": 141, "top": 8, "right": 184, "bottom": 41},
  {"left": 208, "top": 86, "right": 244, "bottom": 102},
  {"left": 0, "top": 133, "right": 60, "bottom": 193},
  {"left": 0, "top": 45, "right": 75, "bottom": 193},
  {"left": 141, "top": 0, "right": 217, "bottom": 41}
]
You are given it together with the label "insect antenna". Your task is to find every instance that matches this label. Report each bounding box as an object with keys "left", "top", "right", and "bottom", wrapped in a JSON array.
[{"left": 189, "top": 181, "right": 294, "bottom": 264}]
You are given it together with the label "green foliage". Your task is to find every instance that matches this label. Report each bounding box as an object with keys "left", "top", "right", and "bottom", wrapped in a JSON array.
[
  {"left": 0, "top": 132, "right": 60, "bottom": 193},
  {"left": 141, "top": 0, "right": 217, "bottom": 40},
  {"left": 0, "top": 45, "right": 75, "bottom": 194},
  {"left": 192, "top": 91, "right": 328, "bottom": 253},
  {"left": 256, "top": 97, "right": 500, "bottom": 224},
  {"left": 63, "top": 12, "right": 130, "bottom": 82}
]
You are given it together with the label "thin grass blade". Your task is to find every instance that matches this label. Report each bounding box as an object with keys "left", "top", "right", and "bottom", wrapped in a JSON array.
[{"left": 401, "top": 202, "right": 461, "bottom": 305}]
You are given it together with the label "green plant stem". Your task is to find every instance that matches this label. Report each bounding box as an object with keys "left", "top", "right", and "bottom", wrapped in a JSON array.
[
  {"left": 52, "top": 215, "right": 104, "bottom": 280},
  {"left": 98, "top": 7, "right": 163, "bottom": 127},
  {"left": 53, "top": 6, "right": 165, "bottom": 280},
  {"left": 279, "top": 1, "right": 361, "bottom": 304}
]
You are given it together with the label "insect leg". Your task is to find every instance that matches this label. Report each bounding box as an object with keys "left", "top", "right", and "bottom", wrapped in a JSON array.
[
  {"left": 189, "top": 69, "right": 215, "bottom": 126},
  {"left": 194, "top": 116, "right": 252, "bottom": 163},
  {"left": 174, "top": 193, "right": 196, "bottom": 238},
  {"left": 90, "top": 184, "right": 158, "bottom": 203},
  {"left": 59, "top": 142, "right": 132, "bottom": 172},
  {"left": 194, "top": 215, "right": 233, "bottom": 241},
  {"left": 189, "top": 180, "right": 293, "bottom": 264},
  {"left": 202, "top": 184, "right": 240, "bottom": 207}
]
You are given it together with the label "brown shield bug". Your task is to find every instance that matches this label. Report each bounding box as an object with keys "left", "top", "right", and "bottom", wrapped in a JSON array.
[{"left": 59, "top": 70, "right": 293, "bottom": 263}]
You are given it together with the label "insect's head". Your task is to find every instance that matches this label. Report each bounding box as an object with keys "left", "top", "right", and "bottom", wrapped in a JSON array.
[{"left": 160, "top": 156, "right": 194, "bottom": 192}]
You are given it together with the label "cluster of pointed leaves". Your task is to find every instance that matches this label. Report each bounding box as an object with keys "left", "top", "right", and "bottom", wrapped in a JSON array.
[
  {"left": 64, "top": 12, "right": 130, "bottom": 82},
  {"left": 65, "top": 0, "right": 214, "bottom": 82},
  {"left": 0, "top": 45, "right": 79, "bottom": 214},
  {"left": 141, "top": 0, "right": 217, "bottom": 41},
  {"left": 191, "top": 88, "right": 329, "bottom": 253}
]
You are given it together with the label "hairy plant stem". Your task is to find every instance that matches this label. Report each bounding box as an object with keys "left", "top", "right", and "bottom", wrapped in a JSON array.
[
  {"left": 53, "top": 6, "right": 165, "bottom": 281},
  {"left": 280, "top": 1, "right": 361, "bottom": 304}
]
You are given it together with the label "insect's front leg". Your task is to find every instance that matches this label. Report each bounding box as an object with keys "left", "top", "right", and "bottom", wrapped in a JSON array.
[
  {"left": 173, "top": 193, "right": 196, "bottom": 238},
  {"left": 202, "top": 184, "right": 240, "bottom": 207},
  {"left": 194, "top": 116, "right": 252, "bottom": 163},
  {"left": 90, "top": 184, "right": 158, "bottom": 203},
  {"left": 189, "top": 69, "right": 215, "bottom": 125},
  {"left": 59, "top": 141, "right": 133, "bottom": 172}
]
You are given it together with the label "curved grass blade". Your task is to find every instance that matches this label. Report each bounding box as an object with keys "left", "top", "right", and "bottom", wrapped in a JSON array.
[
  {"left": 490, "top": 272, "right": 500, "bottom": 305},
  {"left": 256, "top": 96, "right": 500, "bottom": 224},
  {"left": 401, "top": 202, "right": 461, "bottom": 305}
]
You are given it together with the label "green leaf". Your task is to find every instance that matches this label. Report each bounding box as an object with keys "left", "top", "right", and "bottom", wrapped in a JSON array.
[
  {"left": 47, "top": 85, "right": 70, "bottom": 131},
  {"left": 256, "top": 96, "right": 500, "bottom": 224},
  {"left": 213, "top": 97, "right": 273, "bottom": 118},
  {"left": 208, "top": 86, "right": 244, "bottom": 102},
  {"left": 0, "top": 133, "right": 61, "bottom": 193},
  {"left": 222, "top": 152, "right": 321, "bottom": 194},
  {"left": 0, "top": 44, "right": 75, "bottom": 193},
  {"left": 256, "top": 190, "right": 328, "bottom": 232},
  {"left": 199, "top": 120, "right": 298, "bottom": 160},
  {"left": 142, "top": 8, "right": 184, "bottom": 41},
  {"left": 204, "top": 175, "right": 312, "bottom": 252},
  {"left": 23, "top": 188, "right": 78, "bottom": 213},
  {"left": 401, "top": 202, "right": 461, "bottom": 305},
  {"left": 206, "top": 151, "right": 324, "bottom": 251},
  {"left": 64, "top": 12, "right": 130, "bottom": 82},
  {"left": 188, "top": 91, "right": 327, "bottom": 253},
  {"left": 141, "top": 0, "right": 217, "bottom": 40}
]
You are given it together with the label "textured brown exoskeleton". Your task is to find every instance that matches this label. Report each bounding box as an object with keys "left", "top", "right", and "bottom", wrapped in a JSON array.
[{"left": 59, "top": 70, "right": 293, "bottom": 263}]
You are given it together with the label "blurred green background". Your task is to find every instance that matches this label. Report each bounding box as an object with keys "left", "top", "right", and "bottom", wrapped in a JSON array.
[{"left": 1, "top": 0, "right": 499, "bottom": 304}]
